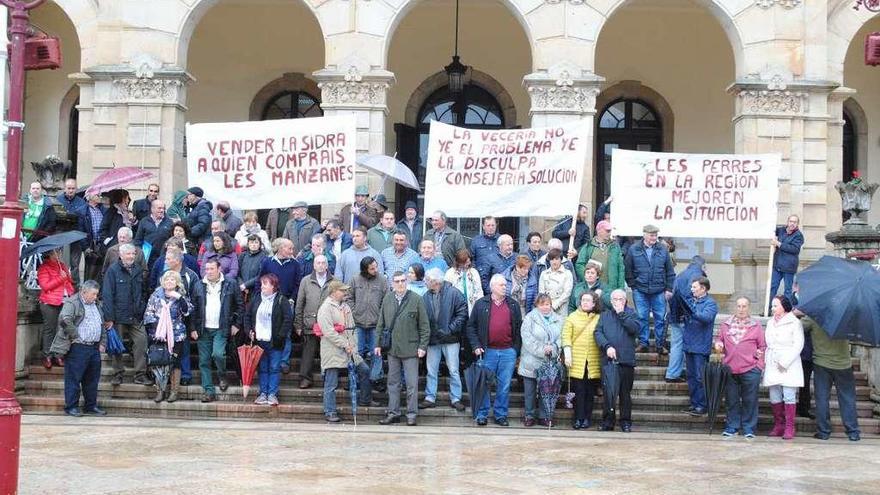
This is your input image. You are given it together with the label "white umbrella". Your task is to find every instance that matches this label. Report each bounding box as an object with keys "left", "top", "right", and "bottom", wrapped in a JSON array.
[{"left": 356, "top": 154, "right": 421, "bottom": 191}]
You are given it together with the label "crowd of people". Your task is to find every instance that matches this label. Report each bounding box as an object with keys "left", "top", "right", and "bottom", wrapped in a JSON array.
[{"left": 27, "top": 181, "right": 861, "bottom": 440}]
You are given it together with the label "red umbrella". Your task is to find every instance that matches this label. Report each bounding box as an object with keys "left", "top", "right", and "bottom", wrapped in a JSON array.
[
  {"left": 237, "top": 343, "right": 264, "bottom": 399},
  {"left": 85, "top": 167, "right": 154, "bottom": 196}
]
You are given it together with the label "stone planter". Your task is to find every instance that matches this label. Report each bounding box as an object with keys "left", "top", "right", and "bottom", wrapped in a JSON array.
[{"left": 835, "top": 179, "right": 879, "bottom": 227}]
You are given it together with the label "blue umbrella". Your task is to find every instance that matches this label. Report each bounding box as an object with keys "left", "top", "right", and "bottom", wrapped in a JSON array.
[
  {"left": 348, "top": 359, "right": 359, "bottom": 426},
  {"left": 795, "top": 255, "right": 880, "bottom": 345},
  {"left": 536, "top": 358, "right": 562, "bottom": 427},
  {"left": 20, "top": 231, "right": 86, "bottom": 260},
  {"left": 105, "top": 327, "right": 126, "bottom": 355},
  {"left": 464, "top": 359, "right": 495, "bottom": 420}
]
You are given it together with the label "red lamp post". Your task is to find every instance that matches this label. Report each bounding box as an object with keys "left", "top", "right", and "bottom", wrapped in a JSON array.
[{"left": 0, "top": 1, "right": 47, "bottom": 493}]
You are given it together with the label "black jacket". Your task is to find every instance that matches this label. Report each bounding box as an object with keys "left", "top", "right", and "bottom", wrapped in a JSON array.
[
  {"left": 423, "top": 282, "right": 469, "bottom": 345},
  {"left": 78, "top": 204, "right": 106, "bottom": 249},
  {"left": 594, "top": 308, "right": 639, "bottom": 367},
  {"left": 238, "top": 249, "right": 268, "bottom": 290},
  {"left": 132, "top": 196, "right": 152, "bottom": 222},
  {"left": 465, "top": 295, "right": 522, "bottom": 368},
  {"left": 102, "top": 260, "right": 145, "bottom": 324},
  {"left": 23, "top": 197, "right": 57, "bottom": 242},
  {"left": 99, "top": 207, "right": 130, "bottom": 249},
  {"left": 245, "top": 292, "right": 292, "bottom": 350},
  {"left": 195, "top": 277, "right": 243, "bottom": 336},
  {"left": 552, "top": 216, "right": 590, "bottom": 251},
  {"left": 134, "top": 216, "right": 174, "bottom": 267}
]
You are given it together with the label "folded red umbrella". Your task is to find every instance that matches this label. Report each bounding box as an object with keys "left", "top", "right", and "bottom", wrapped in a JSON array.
[{"left": 237, "top": 343, "right": 264, "bottom": 399}]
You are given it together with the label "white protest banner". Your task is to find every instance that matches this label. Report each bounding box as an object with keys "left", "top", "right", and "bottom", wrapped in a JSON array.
[
  {"left": 610, "top": 149, "right": 780, "bottom": 239},
  {"left": 185, "top": 115, "right": 356, "bottom": 209},
  {"left": 423, "top": 120, "right": 589, "bottom": 218}
]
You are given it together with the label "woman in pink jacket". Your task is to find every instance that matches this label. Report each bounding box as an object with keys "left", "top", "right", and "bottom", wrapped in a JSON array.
[
  {"left": 37, "top": 249, "right": 75, "bottom": 369},
  {"left": 714, "top": 296, "right": 766, "bottom": 439}
]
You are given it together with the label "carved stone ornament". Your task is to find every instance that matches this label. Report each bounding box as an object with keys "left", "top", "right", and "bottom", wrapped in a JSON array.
[
  {"left": 756, "top": 0, "right": 801, "bottom": 8},
  {"left": 318, "top": 80, "right": 389, "bottom": 105},
  {"left": 737, "top": 89, "right": 807, "bottom": 114},
  {"left": 528, "top": 85, "right": 598, "bottom": 112},
  {"left": 30, "top": 155, "right": 72, "bottom": 195},
  {"left": 113, "top": 77, "right": 183, "bottom": 101}
]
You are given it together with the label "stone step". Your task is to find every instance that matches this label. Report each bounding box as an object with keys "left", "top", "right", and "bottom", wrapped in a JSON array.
[
  {"left": 22, "top": 380, "right": 876, "bottom": 418},
  {"left": 18, "top": 395, "right": 879, "bottom": 435},
  {"left": 24, "top": 367, "right": 874, "bottom": 403}
]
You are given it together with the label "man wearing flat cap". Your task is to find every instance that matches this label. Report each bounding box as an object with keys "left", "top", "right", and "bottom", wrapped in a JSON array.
[
  {"left": 396, "top": 200, "right": 423, "bottom": 251},
  {"left": 624, "top": 224, "right": 676, "bottom": 354},
  {"left": 183, "top": 186, "right": 214, "bottom": 245},
  {"left": 340, "top": 185, "right": 379, "bottom": 233},
  {"left": 282, "top": 201, "right": 322, "bottom": 254}
]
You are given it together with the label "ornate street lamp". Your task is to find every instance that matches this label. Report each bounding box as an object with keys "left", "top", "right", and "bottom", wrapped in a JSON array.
[{"left": 444, "top": 0, "right": 468, "bottom": 95}]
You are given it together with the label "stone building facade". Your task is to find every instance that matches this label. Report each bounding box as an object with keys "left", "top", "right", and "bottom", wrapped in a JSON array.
[{"left": 13, "top": 0, "right": 880, "bottom": 305}]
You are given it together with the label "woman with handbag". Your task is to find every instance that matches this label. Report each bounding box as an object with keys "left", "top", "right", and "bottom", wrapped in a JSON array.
[
  {"left": 518, "top": 293, "right": 563, "bottom": 427},
  {"left": 563, "top": 291, "right": 603, "bottom": 429},
  {"left": 246, "top": 273, "right": 293, "bottom": 406},
  {"left": 144, "top": 270, "right": 192, "bottom": 403}
]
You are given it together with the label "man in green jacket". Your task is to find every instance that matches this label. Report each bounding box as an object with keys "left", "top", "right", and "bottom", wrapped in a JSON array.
[
  {"left": 374, "top": 271, "right": 430, "bottom": 426},
  {"left": 574, "top": 220, "right": 625, "bottom": 291},
  {"left": 802, "top": 316, "right": 860, "bottom": 441}
]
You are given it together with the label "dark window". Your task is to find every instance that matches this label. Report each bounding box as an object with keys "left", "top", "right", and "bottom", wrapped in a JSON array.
[
  {"left": 843, "top": 109, "right": 855, "bottom": 182},
  {"left": 596, "top": 98, "right": 663, "bottom": 201},
  {"left": 257, "top": 90, "right": 323, "bottom": 223},
  {"left": 261, "top": 91, "right": 323, "bottom": 120},
  {"left": 68, "top": 97, "right": 79, "bottom": 178},
  {"left": 404, "top": 84, "right": 513, "bottom": 243}
]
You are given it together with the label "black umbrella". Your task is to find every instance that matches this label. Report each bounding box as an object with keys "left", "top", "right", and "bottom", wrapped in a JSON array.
[
  {"left": 703, "top": 357, "right": 731, "bottom": 434},
  {"left": 464, "top": 359, "right": 495, "bottom": 420},
  {"left": 536, "top": 359, "right": 562, "bottom": 426},
  {"left": 21, "top": 231, "right": 87, "bottom": 260},
  {"left": 795, "top": 255, "right": 880, "bottom": 346},
  {"left": 602, "top": 359, "right": 620, "bottom": 420}
]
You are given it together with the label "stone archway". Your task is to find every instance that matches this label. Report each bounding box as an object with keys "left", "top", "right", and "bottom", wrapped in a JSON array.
[{"left": 403, "top": 70, "right": 517, "bottom": 128}]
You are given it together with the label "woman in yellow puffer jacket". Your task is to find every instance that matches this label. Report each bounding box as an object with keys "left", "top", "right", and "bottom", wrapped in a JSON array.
[{"left": 563, "top": 291, "right": 603, "bottom": 430}]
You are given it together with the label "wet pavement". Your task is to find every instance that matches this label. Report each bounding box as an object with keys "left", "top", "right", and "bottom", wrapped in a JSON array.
[{"left": 18, "top": 414, "right": 880, "bottom": 494}]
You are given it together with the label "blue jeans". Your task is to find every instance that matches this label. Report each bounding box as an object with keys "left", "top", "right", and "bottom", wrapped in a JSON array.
[
  {"left": 180, "top": 338, "right": 192, "bottom": 380},
  {"left": 724, "top": 367, "right": 761, "bottom": 434},
  {"left": 814, "top": 364, "right": 860, "bottom": 436},
  {"left": 280, "top": 337, "right": 292, "bottom": 368},
  {"left": 477, "top": 347, "right": 516, "bottom": 420},
  {"left": 357, "top": 327, "right": 383, "bottom": 381},
  {"left": 323, "top": 368, "right": 342, "bottom": 415},
  {"left": 64, "top": 343, "right": 101, "bottom": 412},
  {"left": 425, "top": 342, "right": 462, "bottom": 403},
  {"left": 685, "top": 352, "right": 707, "bottom": 411},
  {"left": 633, "top": 290, "right": 667, "bottom": 347},
  {"left": 197, "top": 328, "right": 228, "bottom": 394},
  {"left": 257, "top": 341, "right": 283, "bottom": 396},
  {"left": 770, "top": 270, "right": 795, "bottom": 308},
  {"left": 665, "top": 322, "right": 685, "bottom": 380}
]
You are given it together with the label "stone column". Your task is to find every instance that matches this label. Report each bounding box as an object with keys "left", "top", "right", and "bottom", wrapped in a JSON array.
[
  {"left": 727, "top": 75, "right": 837, "bottom": 306},
  {"left": 313, "top": 63, "right": 394, "bottom": 207},
  {"left": 523, "top": 64, "right": 602, "bottom": 234},
  {"left": 75, "top": 55, "right": 192, "bottom": 197}
]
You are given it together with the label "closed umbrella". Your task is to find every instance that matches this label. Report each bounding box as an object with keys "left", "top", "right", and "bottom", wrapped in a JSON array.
[
  {"left": 795, "top": 255, "right": 880, "bottom": 345},
  {"left": 602, "top": 359, "right": 621, "bottom": 421},
  {"left": 152, "top": 365, "right": 170, "bottom": 393},
  {"left": 536, "top": 358, "right": 563, "bottom": 427},
  {"left": 464, "top": 359, "right": 494, "bottom": 420},
  {"left": 356, "top": 155, "right": 421, "bottom": 191},
  {"left": 20, "top": 231, "right": 86, "bottom": 260},
  {"left": 105, "top": 327, "right": 126, "bottom": 355},
  {"left": 85, "top": 166, "right": 155, "bottom": 196},
  {"left": 703, "top": 355, "right": 731, "bottom": 435},
  {"left": 237, "top": 343, "right": 264, "bottom": 399}
]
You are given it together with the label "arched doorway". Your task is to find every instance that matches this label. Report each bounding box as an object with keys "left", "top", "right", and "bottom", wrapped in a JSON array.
[
  {"left": 397, "top": 82, "right": 518, "bottom": 241},
  {"left": 595, "top": 98, "right": 664, "bottom": 201}
]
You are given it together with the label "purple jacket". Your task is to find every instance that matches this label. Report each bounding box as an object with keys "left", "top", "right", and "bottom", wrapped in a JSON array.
[{"left": 201, "top": 251, "right": 239, "bottom": 280}]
